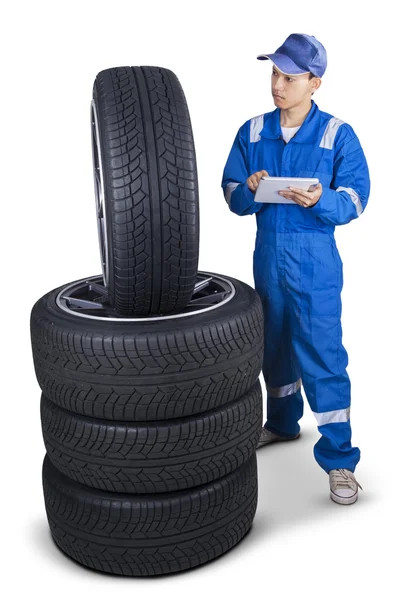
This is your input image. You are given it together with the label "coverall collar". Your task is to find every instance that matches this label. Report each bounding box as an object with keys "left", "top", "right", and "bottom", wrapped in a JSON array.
[{"left": 259, "top": 99, "right": 321, "bottom": 143}]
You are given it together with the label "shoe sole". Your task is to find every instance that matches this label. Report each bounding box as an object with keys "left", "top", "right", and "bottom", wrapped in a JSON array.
[
  {"left": 330, "top": 491, "right": 358, "bottom": 505},
  {"left": 256, "top": 432, "right": 301, "bottom": 449}
]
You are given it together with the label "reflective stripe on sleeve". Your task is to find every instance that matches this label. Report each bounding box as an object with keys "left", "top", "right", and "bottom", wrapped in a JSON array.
[
  {"left": 266, "top": 377, "right": 302, "bottom": 398},
  {"left": 250, "top": 114, "right": 264, "bottom": 143},
  {"left": 224, "top": 182, "right": 240, "bottom": 206},
  {"left": 319, "top": 117, "right": 345, "bottom": 149},
  {"left": 313, "top": 407, "right": 350, "bottom": 426},
  {"left": 336, "top": 186, "right": 363, "bottom": 216}
]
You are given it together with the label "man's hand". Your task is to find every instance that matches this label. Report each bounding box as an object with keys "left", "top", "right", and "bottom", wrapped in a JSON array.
[
  {"left": 247, "top": 170, "right": 269, "bottom": 193},
  {"left": 278, "top": 182, "right": 323, "bottom": 208}
]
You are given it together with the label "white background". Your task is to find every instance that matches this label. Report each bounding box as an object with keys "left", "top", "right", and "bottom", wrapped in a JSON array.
[{"left": 2, "top": 1, "right": 399, "bottom": 597}]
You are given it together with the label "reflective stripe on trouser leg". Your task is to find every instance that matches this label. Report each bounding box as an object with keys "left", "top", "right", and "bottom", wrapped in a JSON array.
[
  {"left": 290, "top": 241, "right": 360, "bottom": 473},
  {"left": 266, "top": 377, "right": 303, "bottom": 438},
  {"left": 253, "top": 242, "right": 304, "bottom": 438},
  {"left": 267, "top": 378, "right": 302, "bottom": 398}
]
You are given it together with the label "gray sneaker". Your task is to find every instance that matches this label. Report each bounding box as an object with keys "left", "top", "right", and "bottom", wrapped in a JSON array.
[
  {"left": 329, "top": 468, "right": 363, "bottom": 505},
  {"left": 256, "top": 427, "right": 300, "bottom": 449}
]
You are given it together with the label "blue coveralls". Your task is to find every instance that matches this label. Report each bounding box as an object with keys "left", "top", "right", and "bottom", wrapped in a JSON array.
[{"left": 221, "top": 99, "right": 370, "bottom": 474}]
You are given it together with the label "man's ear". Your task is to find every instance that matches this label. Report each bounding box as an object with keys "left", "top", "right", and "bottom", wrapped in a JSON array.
[{"left": 313, "top": 78, "right": 322, "bottom": 93}]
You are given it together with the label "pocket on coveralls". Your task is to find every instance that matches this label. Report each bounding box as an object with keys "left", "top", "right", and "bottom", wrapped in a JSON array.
[{"left": 300, "top": 244, "right": 340, "bottom": 317}]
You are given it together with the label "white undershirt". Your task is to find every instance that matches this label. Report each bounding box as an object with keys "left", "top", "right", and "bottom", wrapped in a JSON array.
[{"left": 281, "top": 125, "right": 301, "bottom": 143}]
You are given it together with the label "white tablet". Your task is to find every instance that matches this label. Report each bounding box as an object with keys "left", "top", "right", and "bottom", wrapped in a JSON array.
[{"left": 254, "top": 176, "right": 319, "bottom": 204}]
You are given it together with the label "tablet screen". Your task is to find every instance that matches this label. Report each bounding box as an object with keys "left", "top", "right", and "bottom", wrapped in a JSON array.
[{"left": 254, "top": 177, "right": 319, "bottom": 204}]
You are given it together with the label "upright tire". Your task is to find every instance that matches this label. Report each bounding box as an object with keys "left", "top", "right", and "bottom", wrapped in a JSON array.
[
  {"left": 91, "top": 66, "right": 199, "bottom": 316},
  {"left": 42, "top": 452, "right": 258, "bottom": 576}
]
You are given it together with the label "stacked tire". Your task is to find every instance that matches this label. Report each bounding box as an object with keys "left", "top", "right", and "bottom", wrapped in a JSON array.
[{"left": 30, "top": 66, "right": 264, "bottom": 576}]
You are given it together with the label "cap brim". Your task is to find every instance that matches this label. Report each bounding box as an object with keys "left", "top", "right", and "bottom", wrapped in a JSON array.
[{"left": 256, "top": 53, "right": 310, "bottom": 76}]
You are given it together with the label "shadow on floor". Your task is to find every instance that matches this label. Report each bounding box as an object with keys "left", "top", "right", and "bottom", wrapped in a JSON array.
[{"left": 248, "top": 424, "right": 371, "bottom": 542}]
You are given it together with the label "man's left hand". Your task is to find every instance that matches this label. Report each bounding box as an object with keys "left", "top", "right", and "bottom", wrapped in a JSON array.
[{"left": 278, "top": 182, "right": 323, "bottom": 208}]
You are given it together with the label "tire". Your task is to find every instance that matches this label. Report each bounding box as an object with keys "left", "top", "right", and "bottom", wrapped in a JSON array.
[
  {"left": 30, "top": 272, "right": 264, "bottom": 421},
  {"left": 42, "top": 452, "right": 258, "bottom": 576},
  {"left": 91, "top": 66, "right": 199, "bottom": 316},
  {"left": 41, "top": 380, "right": 262, "bottom": 494}
]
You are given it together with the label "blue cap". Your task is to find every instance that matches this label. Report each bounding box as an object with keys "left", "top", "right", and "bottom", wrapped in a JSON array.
[{"left": 257, "top": 33, "right": 327, "bottom": 78}]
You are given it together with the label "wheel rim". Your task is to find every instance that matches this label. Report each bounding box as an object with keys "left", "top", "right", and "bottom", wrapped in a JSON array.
[
  {"left": 90, "top": 98, "right": 109, "bottom": 288},
  {"left": 55, "top": 272, "right": 236, "bottom": 321}
]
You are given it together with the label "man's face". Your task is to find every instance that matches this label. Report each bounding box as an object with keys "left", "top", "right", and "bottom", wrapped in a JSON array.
[{"left": 271, "top": 65, "right": 319, "bottom": 107}]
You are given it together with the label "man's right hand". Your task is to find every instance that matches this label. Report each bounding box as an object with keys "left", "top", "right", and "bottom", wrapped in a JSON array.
[{"left": 246, "top": 170, "right": 269, "bottom": 193}]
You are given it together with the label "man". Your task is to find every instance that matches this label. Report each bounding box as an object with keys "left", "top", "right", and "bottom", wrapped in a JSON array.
[{"left": 221, "top": 33, "right": 370, "bottom": 505}]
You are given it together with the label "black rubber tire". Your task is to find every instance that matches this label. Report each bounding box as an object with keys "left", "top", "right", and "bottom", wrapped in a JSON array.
[
  {"left": 30, "top": 272, "right": 264, "bottom": 422},
  {"left": 41, "top": 380, "right": 262, "bottom": 494},
  {"left": 92, "top": 66, "right": 199, "bottom": 316},
  {"left": 42, "top": 452, "right": 258, "bottom": 576}
]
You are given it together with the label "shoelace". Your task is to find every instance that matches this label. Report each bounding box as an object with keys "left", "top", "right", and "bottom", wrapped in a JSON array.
[{"left": 331, "top": 468, "right": 363, "bottom": 492}]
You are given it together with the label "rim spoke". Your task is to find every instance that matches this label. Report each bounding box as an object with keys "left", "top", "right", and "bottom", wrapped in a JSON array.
[
  {"left": 188, "top": 291, "right": 228, "bottom": 306},
  {"left": 85, "top": 281, "right": 108, "bottom": 296},
  {"left": 185, "top": 302, "right": 216, "bottom": 308},
  {"left": 193, "top": 277, "right": 212, "bottom": 294},
  {"left": 98, "top": 218, "right": 104, "bottom": 250},
  {"left": 95, "top": 169, "right": 101, "bottom": 191},
  {"left": 62, "top": 296, "right": 104, "bottom": 309}
]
